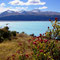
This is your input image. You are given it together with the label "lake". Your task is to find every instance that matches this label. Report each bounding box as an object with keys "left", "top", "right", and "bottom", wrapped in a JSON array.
[{"left": 0, "top": 21, "right": 54, "bottom": 36}]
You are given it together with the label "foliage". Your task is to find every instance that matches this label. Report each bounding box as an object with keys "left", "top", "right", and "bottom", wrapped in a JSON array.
[
  {"left": 7, "top": 35, "right": 60, "bottom": 60},
  {"left": 45, "top": 18, "right": 60, "bottom": 39},
  {"left": 0, "top": 26, "right": 17, "bottom": 43},
  {"left": 11, "top": 31, "right": 16, "bottom": 36}
]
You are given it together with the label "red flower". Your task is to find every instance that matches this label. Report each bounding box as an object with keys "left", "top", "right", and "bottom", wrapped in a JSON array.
[
  {"left": 28, "top": 39, "right": 31, "bottom": 43},
  {"left": 36, "top": 36, "right": 39, "bottom": 38},
  {"left": 33, "top": 37, "right": 36, "bottom": 40},
  {"left": 19, "top": 43, "right": 22, "bottom": 46},
  {"left": 37, "top": 46, "right": 40, "bottom": 49},
  {"left": 31, "top": 52, "right": 33, "bottom": 55},
  {"left": 12, "top": 54, "right": 15, "bottom": 57},
  {"left": 37, "top": 54, "right": 39, "bottom": 56},
  {"left": 44, "top": 39, "right": 48, "bottom": 43},
  {"left": 35, "top": 40, "right": 39, "bottom": 42},
  {"left": 25, "top": 54, "right": 29, "bottom": 58},
  {"left": 56, "top": 40, "right": 58, "bottom": 43},
  {"left": 16, "top": 50, "right": 20, "bottom": 54},
  {"left": 36, "top": 36, "right": 40, "bottom": 40},
  {"left": 40, "top": 50, "right": 44, "bottom": 52},
  {"left": 28, "top": 46, "right": 31, "bottom": 48},
  {"left": 40, "top": 38, "right": 43, "bottom": 43},
  {"left": 59, "top": 47, "right": 60, "bottom": 49},
  {"left": 49, "top": 19, "right": 51, "bottom": 21},
  {"left": 33, "top": 42, "right": 36, "bottom": 45},
  {"left": 55, "top": 17, "right": 58, "bottom": 20},
  {"left": 48, "top": 27, "right": 49, "bottom": 29},
  {"left": 7, "top": 57, "right": 10, "bottom": 60},
  {"left": 40, "top": 34, "right": 42, "bottom": 37}
]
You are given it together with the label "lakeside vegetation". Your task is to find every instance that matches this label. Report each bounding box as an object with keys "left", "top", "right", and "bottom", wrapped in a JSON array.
[{"left": 0, "top": 18, "right": 60, "bottom": 60}]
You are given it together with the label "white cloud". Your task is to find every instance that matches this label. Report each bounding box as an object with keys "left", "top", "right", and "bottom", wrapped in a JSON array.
[
  {"left": 0, "top": 3, "right": 6, "bottom": 7},
  {"left": 0, "top": 7, "right": 10, "bottom": 13},
  {"left": 0, "top": 6, "right": 28, "bottom": 13},
  {"left": 38, "top": 6, "right": 48, "bottom": 9},
  {"left": 9, "top": 0, "right": 46, "bottom": 5}
]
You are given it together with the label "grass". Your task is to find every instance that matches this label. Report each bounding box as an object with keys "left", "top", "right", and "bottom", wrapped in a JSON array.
[
  {"left": 0, "top": 33, "right": 32, "bottom": 60},
  {"left": 0, "top": 33, "right": 60, "bottom": 60}
]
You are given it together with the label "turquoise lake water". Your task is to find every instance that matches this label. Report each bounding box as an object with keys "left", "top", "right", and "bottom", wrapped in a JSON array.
[{"left": 0, "top": 21, "right": 54, "bottom": 36}]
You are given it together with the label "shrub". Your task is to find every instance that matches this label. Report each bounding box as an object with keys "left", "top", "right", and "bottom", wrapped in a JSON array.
[
  {"left": 45, "top": 18, "right": 60, "bottom": 39},
  {"left": 0, "top": 26, "right": 17, "bottom": 42},
  {"left": 11, "top": 31, "right": 16, "bottom": 36}
]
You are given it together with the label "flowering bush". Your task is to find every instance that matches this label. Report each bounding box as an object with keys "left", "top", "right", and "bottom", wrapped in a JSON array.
[
  {"left": 45, "top": 18, "right": 60, "bottom": 39},
  {"left": 7, "top": 35, "right": 60, "bottom": 60},
  {"left": 6, "top": 18, "right": 60, "bottom": 60}
]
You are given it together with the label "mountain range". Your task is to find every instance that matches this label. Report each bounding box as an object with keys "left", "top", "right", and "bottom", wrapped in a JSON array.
[{"left": 0, "top": 9, "right": 60, "bottom": 21}]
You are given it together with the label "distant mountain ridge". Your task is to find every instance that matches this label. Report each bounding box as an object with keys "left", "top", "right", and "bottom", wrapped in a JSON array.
[{"left": 0, "top": 9, "right": 60, "bottom": 21}]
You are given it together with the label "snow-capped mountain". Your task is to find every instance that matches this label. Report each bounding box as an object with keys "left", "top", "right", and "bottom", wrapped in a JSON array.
[{"left": 0, "top": 9, "right": 60, "bottom": 21}]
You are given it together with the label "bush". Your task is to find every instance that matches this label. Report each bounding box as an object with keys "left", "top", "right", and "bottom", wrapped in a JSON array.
[
  {"left": 3, "top": 31, "right": 11, "bottom": 39},
  {"left": 45, "top": 18, "right": 60, "bottom": 39},
  {"left": 0, "top": 26, "right": 17, "bottom": 42},
  {"left": 11, "top": 31, "right": 16, "bottom": 36},
  {"left": 0, "top": 37, "right": 4, "bottom": 43}
]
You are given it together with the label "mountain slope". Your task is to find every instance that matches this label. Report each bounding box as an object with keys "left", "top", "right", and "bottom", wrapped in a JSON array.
[{"left": 0, "top": 10, "right": 60, "bottom": 21}]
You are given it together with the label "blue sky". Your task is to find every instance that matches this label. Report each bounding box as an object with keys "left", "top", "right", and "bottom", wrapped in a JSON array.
[{"left": 0, "top": 0, "right": 60, "bottom": 13}]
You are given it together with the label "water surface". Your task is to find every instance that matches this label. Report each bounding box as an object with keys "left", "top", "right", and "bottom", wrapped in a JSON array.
[{"left": 0, "top": 21, "right": 53, "bottom": 36}]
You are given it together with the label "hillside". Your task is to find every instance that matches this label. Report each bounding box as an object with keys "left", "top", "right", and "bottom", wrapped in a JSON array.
[
  {"left": 0, "top": 10, "right": 60, "bottom": 21},
  {"left": 0, "top": 33, "right": 60, "bottom": 60}
]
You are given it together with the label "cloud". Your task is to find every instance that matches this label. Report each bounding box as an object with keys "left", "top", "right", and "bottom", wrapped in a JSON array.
[
  {"left": 0, "top": 3, "right": 6, "bottom": 7},
  {"left": 0, "top": 7, "right": 10, "bottom": 13},
  {"left": 38, "top": 6, "right": 48, "bottom": 9},
  {"left": 0, "top": 6, "right": 28, "bottom": 13},
  {"left": 0, "top": 3, "right": 9, "bottom": 13},
  {"left": 9, "top": 0, "right": 46, "bottom": 5}
]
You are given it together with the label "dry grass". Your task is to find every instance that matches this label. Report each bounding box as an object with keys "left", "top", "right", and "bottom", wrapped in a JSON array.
[
  {"left": 0, "top": 33, "right": 60, "bottom": 60},
  {"left": 0, "top": 33, "right": 32, "bottom": 60}
]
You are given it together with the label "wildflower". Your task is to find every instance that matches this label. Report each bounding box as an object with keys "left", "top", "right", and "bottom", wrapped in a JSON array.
[
  {"left": 40, "top": 50, "right": 44, "bottom": 52},
  {"left": 40, "top": 38, "right": 43, "bottom": 43},
  {"left": 12, "top": 57, "right": 15, "bottom": 60},
  {"left": 49, "top": 19, "right": 51, "bottom": 21},
  {"left": 56, "top": 40, "right": 58, "bottom": 43},
  {"left": 7, "top": 57, "right": 10, "bottom": 60},
  {"left": 12, "top": 54, "right": 15, "bottom": 57},
  {"left": 55, "top": 17, "right": 58, "bottom": 20},
  {"left": 33, "top": 37, "right": 36, "bottom": 40},
  {"left": 25, "top": 54, "right": 29, "bottom": 58},
  {"left": 35, "top": 40, "right": 39, "bottom": 42},
  {"left": 31, "top": 52, "right": 33, "bottom": 55},
  {"left": 33, "top": 42, "right": 36, "bottom": 45},
  {"left": 19, "top": 43, "right": 22, "bottom": 46},
  {"left": 59, "top": 47, "right": 60, "bottom": 49},
  {"left": 37, "top": 54, "right": 39, "bottom": 56},
  {"left": 28, "top": 46, "right": 31, "bottom": 48},
  {"left": 36, "top": 36, "right": 40, "bottom": 40},
  {"left": 44, "top": 39, "right": 48, "bottom": 43},
  {"left": 48, "top": 27, "right": 49, "bottom": 29},
  {"left": 40, "top": 34, "right": 42, "bottom": 37},
  {"left": 37, "top": 46, "right": 40, "bottom": 49},
  {"left": 28, "top": 39, "right": 31, "bottom": 43},
  {"left": 16, "top": 50, "right": 20, "bottom": 54}
]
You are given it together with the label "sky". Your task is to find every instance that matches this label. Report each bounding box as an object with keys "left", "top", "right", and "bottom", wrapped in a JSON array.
[{"left": 0, "top": 0, "right": 60, "bottom": 13}]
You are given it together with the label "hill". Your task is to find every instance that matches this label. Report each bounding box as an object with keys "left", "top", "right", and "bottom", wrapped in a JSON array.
[{"left": 0, "top": 10, "right": 60, "bottom": 21}]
